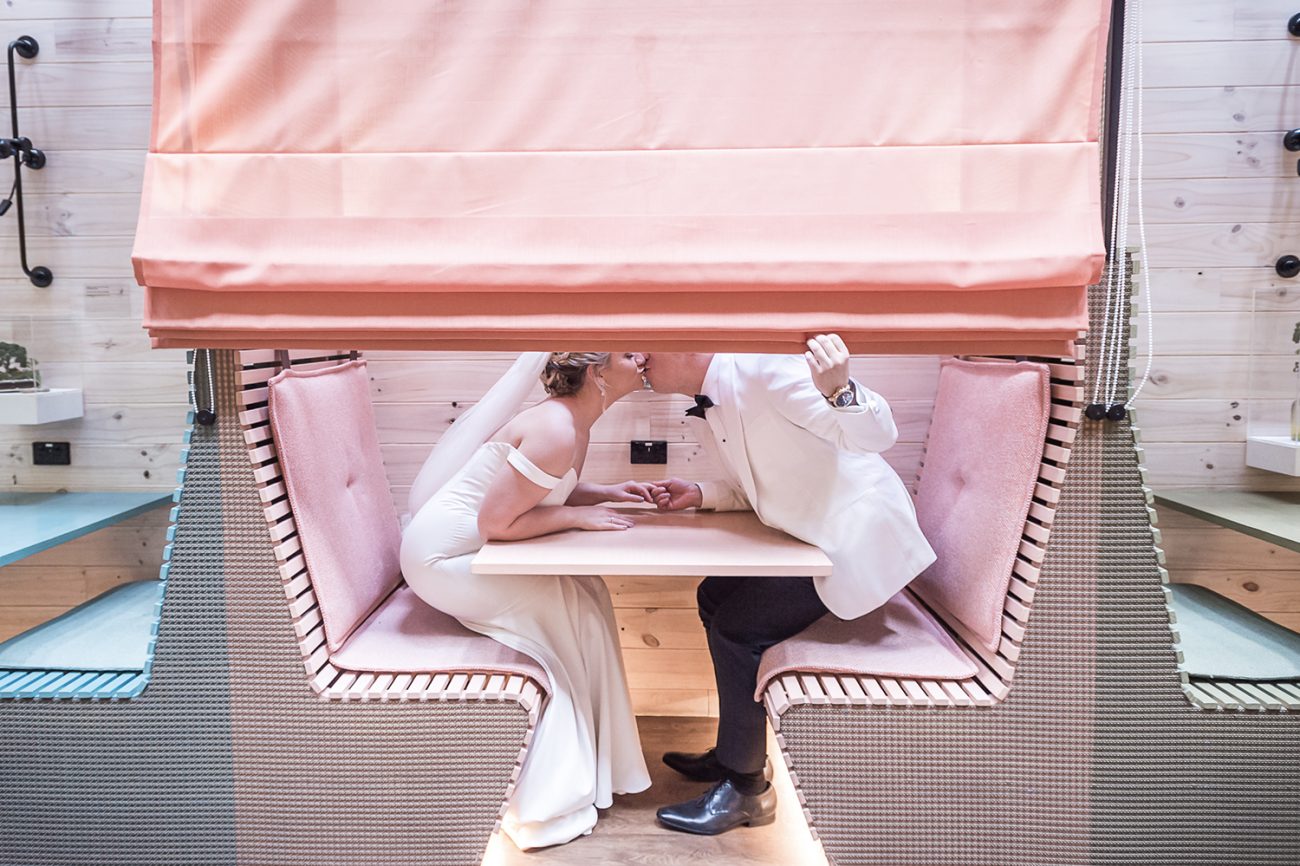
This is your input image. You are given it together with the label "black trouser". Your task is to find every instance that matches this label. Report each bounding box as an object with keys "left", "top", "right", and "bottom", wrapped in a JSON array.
[{"left": 697, "top": 575, "right": 828, "bottom": 775}]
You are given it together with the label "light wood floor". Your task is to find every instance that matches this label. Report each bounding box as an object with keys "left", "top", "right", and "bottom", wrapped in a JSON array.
[{"left": 482, "top": 716, "right": 829, "bottom": 866}]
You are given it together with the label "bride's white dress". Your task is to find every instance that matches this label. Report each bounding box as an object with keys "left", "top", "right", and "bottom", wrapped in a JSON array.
[{"left": 400, "top": 440, "right": 651, "bottom": 850}]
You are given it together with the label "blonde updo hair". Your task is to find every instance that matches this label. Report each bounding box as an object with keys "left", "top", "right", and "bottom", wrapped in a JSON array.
[{"left": 541, "top": 352, "right": 610, "bottom": 397}]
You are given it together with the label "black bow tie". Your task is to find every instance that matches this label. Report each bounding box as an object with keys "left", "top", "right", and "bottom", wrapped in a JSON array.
[{"left": 685, "top": 394, "right": 714, "bottom": 419}]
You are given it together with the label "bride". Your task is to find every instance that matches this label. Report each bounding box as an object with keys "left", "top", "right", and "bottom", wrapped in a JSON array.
[{"left": 400, "top": 352, "right": 654, "bottom": 851}]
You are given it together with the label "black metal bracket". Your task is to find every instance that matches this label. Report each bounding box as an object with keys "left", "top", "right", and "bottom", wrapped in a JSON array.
[{"left": 2, "top": 35, "right": 51, "bottom": 287}]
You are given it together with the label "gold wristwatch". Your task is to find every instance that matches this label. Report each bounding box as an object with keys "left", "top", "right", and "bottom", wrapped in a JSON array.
[{"left": 824, "top": 381, "right": 856, "bottom": 408}]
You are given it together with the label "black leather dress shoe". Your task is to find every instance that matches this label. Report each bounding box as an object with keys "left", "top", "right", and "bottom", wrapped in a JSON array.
[
  {"left": 656, "top": 779, "right": 777, "bottom": 835},
  {"left": 661, "top": 748, "right": 773, "bottom": 783}
]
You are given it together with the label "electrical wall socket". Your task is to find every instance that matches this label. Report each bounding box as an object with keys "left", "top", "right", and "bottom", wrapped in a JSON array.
[
  {"left": 629, "top": 440, "right": 668, "bottom": 465},
  {"left": 32, "top": 441, "right": 71, "bottom": 465}
]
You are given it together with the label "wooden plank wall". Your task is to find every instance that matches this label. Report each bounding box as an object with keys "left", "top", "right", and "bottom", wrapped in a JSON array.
[
  {"left": 0, "top": 2, "right": 181, "bottom": 645},
  {"left": 1134, "top": 0, "right": 1300, "bottom": 632},
  {"left": 1, "top": 0, "right": 1298, "bottom": 714}
]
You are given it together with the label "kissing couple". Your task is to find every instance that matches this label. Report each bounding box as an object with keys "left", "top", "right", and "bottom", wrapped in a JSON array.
[{"left": 399, "top": 337, "right": 936, "bottom": 850}]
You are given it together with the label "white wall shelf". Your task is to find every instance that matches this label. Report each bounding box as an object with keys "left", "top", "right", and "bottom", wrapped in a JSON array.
[
  {"left": 1246, "top": 435, "right": 1300, "bottom": 478},
  {"left": 1242, "top": 434, "right": 1300, "bottom": 475},
  {"left": 0, "top": 388, "right": 84, "bottom": 425}
]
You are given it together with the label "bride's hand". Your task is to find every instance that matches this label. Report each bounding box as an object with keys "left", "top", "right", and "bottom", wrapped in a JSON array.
[
  {"left": 603, "top": 480, "right": 658, "bottom": 504},
  {"left": 569, "top": 506, "right": 636, "bottom": 532}
]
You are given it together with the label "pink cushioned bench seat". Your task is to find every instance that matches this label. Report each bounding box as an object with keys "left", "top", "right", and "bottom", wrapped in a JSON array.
[
  {"left": 756, "top": 358, "right": 1059, "bottom": 706},
  {"left": 756, "top": 591, "right": 977, "bottom": 698},
  {"left": 910, "top": 359, "right": 1051, "bottom": 653},
  {"left": 263, "top": 357, "right": 551, "bottom": 700},
  {"left": 332, "top": 586, "right": 549, "bottom": 689}
]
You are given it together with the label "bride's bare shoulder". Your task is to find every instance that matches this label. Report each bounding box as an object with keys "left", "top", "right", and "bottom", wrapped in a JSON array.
[{"left": 499, "top": 401, "right": 577, "bottom": 476}]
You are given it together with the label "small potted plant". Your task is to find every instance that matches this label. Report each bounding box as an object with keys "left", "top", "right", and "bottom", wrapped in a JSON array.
[{"left": 0, "top": 340, "right": 40, "bottom": 392}]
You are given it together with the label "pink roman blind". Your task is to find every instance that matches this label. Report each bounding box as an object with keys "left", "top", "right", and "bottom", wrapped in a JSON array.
[{"left": 134, "top": 0, "right": 1111, "bottom": 353}]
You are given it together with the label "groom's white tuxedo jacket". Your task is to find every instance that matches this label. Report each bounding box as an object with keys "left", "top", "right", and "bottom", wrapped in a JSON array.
[{"left": 687, "top": 353, "right": 937, "bottom": 620}]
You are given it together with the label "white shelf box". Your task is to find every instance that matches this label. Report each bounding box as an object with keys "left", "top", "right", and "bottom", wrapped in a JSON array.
[
  {"left": 1246, "top": 286, "right": 1300, "bottom": 476},
  {"left": 1246, "top": 435, "right": 1300, "bottom": 477},
  {"left": 0, "top": 388, "right": 84, "bottom": 425}
]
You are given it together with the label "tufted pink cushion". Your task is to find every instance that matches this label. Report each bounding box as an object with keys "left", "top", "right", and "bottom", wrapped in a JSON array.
[
  {"left": 268, "top": 360, "right": 402, "bottom": 653},
  {"left": 910, "top": 358, "right": 1050, "bottom": 652},
  {"left": 332, "top": 587, "right": 550, "bottom": 691},
  {"left": 755, "top": 591, "right": 978, "bottom": 699}
]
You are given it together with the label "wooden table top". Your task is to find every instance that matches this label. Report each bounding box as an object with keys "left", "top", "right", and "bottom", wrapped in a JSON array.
[{"left": 473, "top": 508, "right": 833, "bottom": 577}]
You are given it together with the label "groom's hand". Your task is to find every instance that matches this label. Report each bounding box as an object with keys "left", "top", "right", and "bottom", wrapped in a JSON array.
[
  {"left": 805, "top": 333, "right": 851, "bottom": 397},
  {"left": 652, "top": 478, "right": 703, "bottom": 511}
]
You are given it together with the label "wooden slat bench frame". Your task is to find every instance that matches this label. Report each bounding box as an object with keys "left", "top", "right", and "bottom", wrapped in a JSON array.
[
  {"left": 0, "top": 668, "right": 152, "bottom": 700},
  {"left": 761, "top": 352, "right": 1085, "bottom": 838},
  {"left": 237, "top": 349, "right": 547, "bottom": 827},
  {"left": 1180, "top": 679, "right": 1300, "bottom": 711}
]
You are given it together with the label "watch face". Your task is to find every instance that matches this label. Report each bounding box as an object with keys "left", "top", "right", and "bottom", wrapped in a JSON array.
[{"left": 833, "top": 389, "right": 854, "bottom": 407}]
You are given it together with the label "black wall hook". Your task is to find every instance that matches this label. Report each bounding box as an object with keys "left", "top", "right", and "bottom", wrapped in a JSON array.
[{"left": 3, "top": 35, "right": 51, "bottom": 287}]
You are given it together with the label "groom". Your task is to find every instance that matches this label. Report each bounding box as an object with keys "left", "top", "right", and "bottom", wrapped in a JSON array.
[{"left": 642, "top": 334, "right": 936, "bottom": 835}]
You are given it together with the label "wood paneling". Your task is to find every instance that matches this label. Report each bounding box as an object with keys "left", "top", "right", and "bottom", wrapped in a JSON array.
[
  {"left": 1139, "top": 221, "right": 1296, "bottom": 268},
  {"left": 0, "top": 193, "right": 142, "bottom": 238},
  {"left": 0, "top": 61, "right": 152, "bottom": 107},
  {"left": 617, "top": 607, "right": 709, "bottom": 651},
  {"left": 607, "top": 576, "right": 701, "bottom": 610},
  {"left": 1160, "top": 510, "right": 1300, "bottom": 633},
  {"left": 0, "top": 4, "right": 191, "bottom": 678},
  {"left": 380, "top": 441, "right": 924, "bottom": 490},
  {"left": 1131, "top": 398, "right": 1254, "bottom": 443},
  {"left": 1141, "top": 85, "right": 1300, "bottom": 134},
  {"left": 1140, "top": 178, "right": 1300, "bottom": 223},
  {"left": 1131, "top": 311, "right": 1297, "bottom": 355},
  {"left": 21, "top": 150, "right": 145, "bottom": 191},
  {"left": 0, "top": 509, "right": 169, "bottom": 642},
  {"left": 1143, "top": 133, "right": 1296, "bottom": 180},
  {"left": 1143, "top": 0, "right": 1296, "bottom": 42},
  {"left": 1123, "top": 6, "right": 1300, "bottom": 541},
  {"left": 1144, "top": 40, "right": 1300, "bottom": 88},
  {"left": 1139, "top": 268, "right": 1295, "bottom": 311},
  {"left": 16, "top": 106, "right": 151, "bottom": 150},
  {"left": 3, "top": 442, "right": 182, "bottom": 487},
  {"left": 1135, "top": 355, "right": 1297, "bottom": 400},
  {"left": 0, "top": 2, "right": 150, "bottom": 19}
]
